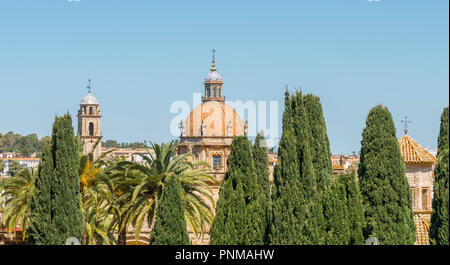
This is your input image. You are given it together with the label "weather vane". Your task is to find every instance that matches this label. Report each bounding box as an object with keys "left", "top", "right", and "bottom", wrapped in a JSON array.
[
  {"left": 211, "top": 48, "right": 216, "bottom": 61},
  {"left": 87, "top": 78, "right": 92, "bottom": 93},
  {"left": 401, "top": 116, "right": 411, "bottom": 135}
]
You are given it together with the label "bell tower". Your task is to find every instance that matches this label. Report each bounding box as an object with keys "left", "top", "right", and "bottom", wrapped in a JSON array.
[
  {"left": 203, "top": 49, "right": 224, "bottom": 102},
  {"left": 77, "top": 78, "right": 102, "bottom": 160}
]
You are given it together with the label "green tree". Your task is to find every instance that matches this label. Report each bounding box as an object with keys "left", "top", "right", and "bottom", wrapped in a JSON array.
[
  {"left": 0, "top": 168, "right": 36, "bottom": 240},
  {"left": 323, "top": 172, "right": 365, "bottom": 245},
  {"left": 303, "top": 94, "right": 332, "bottom": 192},
  {"left": 430, "top": 106, "right": 449, "bottom": 245},
  {"left": 0, "top": 159, "right": 5, "bottom": 173},
  {"left": 149, "top": 175, "right": 190, "bottom": 245},
  {"left": 270, "top": 91, "right": 325, "bottom": 244},
  {"left": 7, "top": 160, "right": 23, "bottom": 177},
  {"left": 28, "top": 114, "right": 83, "bottom": 245},
  {"left": 78, "top": 139, "right": 115, "bottom": 245},
  {"left": 270, "top": 91, "right": 303, "bottom": 244},
  {"left": 252, "top": 131, "right": 271, "bottom": 244},
  {"left": 28, "top": 142, "right": 54, "bottom": 244},
  {"left": 210, "top": 136, "right": 266, "bottom": 244},
  {"left": 117, "top": 141, "right": 215, "bottom": 244},
  {"left": 358, "top": 105, "right": 415, "bottom": 245}
]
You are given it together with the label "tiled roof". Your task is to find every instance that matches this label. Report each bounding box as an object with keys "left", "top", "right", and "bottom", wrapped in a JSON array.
[
  {"left": 414, "top": 211, "right": 431, "bottom": 245},
  {"left": 398, "top": 134, "right": 436, "bottom": 164}
]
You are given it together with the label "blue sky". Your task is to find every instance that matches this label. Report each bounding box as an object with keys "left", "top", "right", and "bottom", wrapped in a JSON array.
[{"left": 0, "top": 0, "right": 448, "bottom": 154}]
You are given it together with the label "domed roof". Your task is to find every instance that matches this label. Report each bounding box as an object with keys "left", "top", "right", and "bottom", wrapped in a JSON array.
[
  {"left": 184, "top": 101, "right": 244, "bottom": 137},
  {"left": 80, "top": 93, "right": 99, "bottom": 105},
  {"left": 205, "top": 71, "right": 223, "bottom": 82}
]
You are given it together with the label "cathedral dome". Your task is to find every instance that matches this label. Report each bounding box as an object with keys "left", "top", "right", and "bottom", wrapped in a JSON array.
[
  {"left": 80, "top": 93, "right": 99, "bottom": 105},
  {"left": 205, "top": 71, "right": 223, "bottom": 82},
  {"left": 184, "top": 101, "right": 244, "bottom": 137}
]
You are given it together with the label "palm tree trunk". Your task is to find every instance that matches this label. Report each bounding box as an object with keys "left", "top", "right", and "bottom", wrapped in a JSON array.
[
  {"left": 117, "top": 217, "right": 127, "bottom": 245},
  {"left": 82, "top": 215, "right": 87, "bottom": 245}
]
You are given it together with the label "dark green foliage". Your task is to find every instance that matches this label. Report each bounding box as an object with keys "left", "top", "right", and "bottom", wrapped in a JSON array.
[
  {"left": 430, "top": 106, "right": 449, "bottom": 245},
  {"left": 303, "top": 94, "right": 332, "bottom": 192},
  {"left": 270, "top": 91, "right": 325, "bottom": 244},
  {"left": 27, "top": 143, "right": 54, "bottom": 245},
  {"left": 150, "top": 176, "right": 190, "bottom": 245},
  {"left": 102, "top": 139, "right": 148, "bottom": 149},
  {"left": 28, "top": 114, "right": 83, "bottom": 245},
  {"left": 252, "top": 132, "right": 270, "bottom": 200},
  {"left": 6, "top": 160, "right": 23, "bottom": 177},
  {"left": 210, "top": 136, "right": 265, "bottom": 244},
  {"left": 358, "top": 105, "right": 415, "bottom": 245},
  {"left": 0, "top": 131, "right": 49, "bottom": 157},
  {"left": 323, "top": 172, "right": 365, "bottom": 245},
  {"left": 252, "top": 132, "right": 271, "bottom": 244}
]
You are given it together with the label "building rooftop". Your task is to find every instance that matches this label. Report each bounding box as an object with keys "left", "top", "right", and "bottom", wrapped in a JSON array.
[{"left": 398, "top": 134, "right": 436, "bottom": 164}]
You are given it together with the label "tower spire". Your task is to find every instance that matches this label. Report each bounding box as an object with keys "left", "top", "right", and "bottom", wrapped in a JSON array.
[
  {"left": 210, "top": 48, "right": 217, "bottom": 72},
  {"left": 87, "top": 78, "right": 92, "bottom": 94}
]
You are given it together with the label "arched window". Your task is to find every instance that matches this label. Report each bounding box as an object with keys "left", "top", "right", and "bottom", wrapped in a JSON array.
[
  {"left": 207, "top": 87, "right": 210, "bottom": 98},
  {"left": 213, "top": 86, "right": 216, "bottom": 97},
  {"left": 89, "top": 122, "right": 94, "bottom": 136},
  {"left": 213, "top": 155, "right": 221, "bottom": 170},
  {"left": 89, "top": 107, "right": 94, "bottom": 115}
]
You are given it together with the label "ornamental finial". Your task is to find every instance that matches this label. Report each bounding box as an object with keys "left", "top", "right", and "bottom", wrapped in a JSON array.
[
  {"left": 210, "top": 48, "right": 217, "bottom": 72},
  {"left": 401, "top": 116, "right": 411, "bottom": 135}
]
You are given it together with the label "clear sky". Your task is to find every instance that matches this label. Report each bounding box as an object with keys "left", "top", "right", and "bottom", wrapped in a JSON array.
[{"left": 0, "top": 0, "right": 448, "bottom": 154}]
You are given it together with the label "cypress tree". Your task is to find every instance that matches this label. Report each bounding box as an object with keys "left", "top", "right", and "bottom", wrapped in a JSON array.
[
  {"left": 430, "top": 106, "right": 449, "bottom": 245},
  {"left": 150, "top": 175, "right": 190, "bottom": 245},
  {"left": 323, "top": 176, "right": 350, "bottom": 244},
  {"left": 342, "top": 172, "right": 365, "bottom": 245},
  {"left": 358, "top": 105, "right": 415, "bottom": 245},
  {"left": 303, "top": 94, "right": 332, "bottom": 192},
  {"left": 269, "top": 91, "right": 301, "bottom": 244},
  {"left": 28, "top": 114, "right": 82, "bottom": 245},
  {"left": 292, "top": 91, "right": 324, "bottom": 244},
  {"left": 270, "top": 91, "right": 324, "bottom": 244},
  {"left": 252, "top": 131, "right": 271, "bottom": 244},
  {"left": 28, "top": 142, "right": 54, "bottom": 245},
  {"left": 323, "top": 172, "right": 365, "bottom": 245},
  {"left": 252, "top": 131, "right": 270, "bottom": 201},
  {"left": 210, "top": 136, "right": 265, "bottom": 244}
]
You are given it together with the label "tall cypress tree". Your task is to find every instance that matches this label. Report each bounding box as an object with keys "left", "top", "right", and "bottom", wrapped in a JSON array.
[
  {"left": 28, "top": 142, "right": 54, "bottom": 245},
  {"left": 28, "top": 114, "right": 82, "bottom": 245},
  {"left": 342, "top": 172, "right": 365, "bottom": 245},
  {"left": 303, "top": 94, "right": 332, "bottom": 192},
  {"left": 252, "top": 131, "right": 271, "bottom": 244},
  {"left": 323, "top": 176, "right": 350, "bottom": 245},
  {"left": 270, "top": 91, "right": 324, "bottom": 244},
  {"left": 323, "top": 172, "right": 365, "bottom": 245},
  {"left": 358, "top": 105, "right": 415, "bottom": 245},
  {"left": 150, "top": 175, "right": 190, "bottom": 245},
  {"left": 430, "top": 106, "right": 449, "bottom": 245},
  {"left": 252, "top": 131, "right": 270, "bottom": 201},
  {"left": 210, "top": 136, "right": 265, "bottom": 244}
]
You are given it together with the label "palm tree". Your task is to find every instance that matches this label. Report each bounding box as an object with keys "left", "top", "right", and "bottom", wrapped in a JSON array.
[
  {"left": 101, "top": 156, "right": 143, "bottom": 245},
  {"left": 0, "top": 168, "right": 36, "bottom": 240},
  {"left": 121, "top": 141, "right": 217, "bottom": 243},
  {"left": 78, "top": 138, "right": 116, "bottom": 245}
]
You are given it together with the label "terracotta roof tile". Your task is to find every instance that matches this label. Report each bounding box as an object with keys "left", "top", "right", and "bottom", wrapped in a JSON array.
[{"left": 398, "top": 134, "right": 436, "bottom": 164}]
